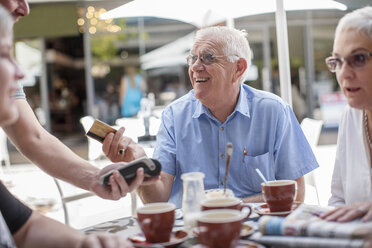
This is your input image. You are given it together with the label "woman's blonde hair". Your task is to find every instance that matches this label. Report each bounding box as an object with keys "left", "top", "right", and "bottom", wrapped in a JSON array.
[{"left": 335, "top": 6, "right": 372, "bottom": 40}]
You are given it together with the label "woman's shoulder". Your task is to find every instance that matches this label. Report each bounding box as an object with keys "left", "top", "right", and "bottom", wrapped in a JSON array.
[{"left": 343, "top": 105, "right": 363, "bottom": 121}]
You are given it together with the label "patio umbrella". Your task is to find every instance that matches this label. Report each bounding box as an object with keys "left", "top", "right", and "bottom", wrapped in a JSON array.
[
  {"left": 100, "top": 0, "right": 345, "bottom": 29},
  {"left": 140, "top": 32, "right": 195, "bottom": 70},
  {"left": 100, "top": 0, "right": 346, "bottom": 106}
]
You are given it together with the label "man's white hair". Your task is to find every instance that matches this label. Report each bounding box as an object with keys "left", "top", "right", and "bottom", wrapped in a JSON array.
[
  {"left": 194, "top": 26, "right": 252, "bottom": 83},
  {"left": 335, "top": 6, "right": 372, "bottom": 40}
]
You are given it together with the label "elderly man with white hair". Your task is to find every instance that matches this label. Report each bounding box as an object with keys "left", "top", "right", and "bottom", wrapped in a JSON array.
[{"left": 107, "top": 26, "right": 319, "bottom": 208}]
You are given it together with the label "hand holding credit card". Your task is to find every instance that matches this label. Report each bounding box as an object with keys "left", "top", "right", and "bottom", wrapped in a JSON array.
[
  {"left": 86, "top": 119, "right": 117, "bottom": 143},
  {"left": 85, "top": 120, "right": 162, "bottom": 186}
]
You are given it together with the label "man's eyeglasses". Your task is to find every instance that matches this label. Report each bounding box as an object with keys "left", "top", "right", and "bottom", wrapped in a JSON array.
[
  {"left": 186, "top": 53, "right": 225, "bottom": 66},
  {"left": 325, "top": 52, "right": 372, "bottom": 73}
]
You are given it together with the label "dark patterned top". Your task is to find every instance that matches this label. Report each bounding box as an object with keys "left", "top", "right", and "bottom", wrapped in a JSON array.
[{"left": 0, "top": 182, "right": 32, "bottom": 248}]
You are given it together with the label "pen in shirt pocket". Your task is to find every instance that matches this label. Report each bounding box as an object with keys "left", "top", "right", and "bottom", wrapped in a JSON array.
[{"left": 242, "top": 146, "right": 247, "bottom": 163}]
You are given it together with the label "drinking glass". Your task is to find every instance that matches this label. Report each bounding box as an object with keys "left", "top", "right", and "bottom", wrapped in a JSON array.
[{"left": 181, "top": 172, "right": 205, "bottom": 230}]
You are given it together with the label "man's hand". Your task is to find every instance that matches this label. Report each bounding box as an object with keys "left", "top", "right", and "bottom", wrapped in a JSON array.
[
  {"left": 321, "top": 202, "right": 372, "bottom": 222},
  {"left": 102, "top": 127, "right": 146, "bottom": 162},
  {"left": 90, "top": 163, "right": 159, "bottom": 200}
]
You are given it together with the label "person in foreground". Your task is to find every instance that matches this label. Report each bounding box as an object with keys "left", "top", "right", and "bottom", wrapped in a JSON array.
[
  {"left": 0, "top": 0, "right": 153, "bottom": 201},
  {"left": 105, "top": 26, "right": 319, "bottom": 208},
  {"left": 320, "top": 6, "right": 372, "bottom": 223},
  {"left": 0, "top": 6, "right": 132, "bottom": 248}
]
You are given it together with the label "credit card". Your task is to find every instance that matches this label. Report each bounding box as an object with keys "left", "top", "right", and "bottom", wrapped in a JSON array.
[{"left": 86, "top": 119, "right": 117, "bottom": 143}]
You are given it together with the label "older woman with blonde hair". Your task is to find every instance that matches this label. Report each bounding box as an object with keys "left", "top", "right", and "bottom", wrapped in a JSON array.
[{"left": 321, "top": 6, "right": 372, "bottom": 222}]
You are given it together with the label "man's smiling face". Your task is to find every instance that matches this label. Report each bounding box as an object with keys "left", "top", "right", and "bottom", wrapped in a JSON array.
[{"left": 188, "top": 38, "right": 236, "bottom": 108}]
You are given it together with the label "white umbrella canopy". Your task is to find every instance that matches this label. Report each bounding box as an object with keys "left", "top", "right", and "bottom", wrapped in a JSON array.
[
  {"left": 100, "top": 0, "right": 346, "bottom": 28},
  {"left": 140, "top": 32, "right": 195, "bottom": 70},
  {"left": 100, "top": 0, "right": 347, "bottom": 106}
]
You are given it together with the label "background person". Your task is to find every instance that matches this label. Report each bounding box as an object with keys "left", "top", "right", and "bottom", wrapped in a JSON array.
[
  {"left": 119, "top": 65, "right": 146, "bottom": 117},
  {"left": 321, "top": 6, "right": 372, "bottom": 223},
  {"left": 0, "top": 6, "right": 132, "bottom": 247},
  {"left": 102, "top": 82, "right": 120, "bottom": 125},
  {"left": 1, "top": 0, "right": 154, "bottom": 201},
  {"left": 105, "top": 26, "right": 319, "bottom": 207}
]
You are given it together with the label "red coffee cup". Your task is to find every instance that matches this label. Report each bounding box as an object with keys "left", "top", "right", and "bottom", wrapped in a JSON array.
[
  {"left": 136, "top": 202, "right": 176, "bottom": 243},
  {"left": 196, "top": 209, "right": 245, "bottom": 248},
  {"left": 261, "top": 180, "right": 297, "bottom": 212},
  {"left": 200, "top": 197, "right": 252, "bottom": 220}
]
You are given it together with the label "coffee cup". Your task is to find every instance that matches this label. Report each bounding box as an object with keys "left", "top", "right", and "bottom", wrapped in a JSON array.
[
  {"left": 200, "top": 196, "right": 252, "bottom": 220},
  {"left": 136, "top": 202, "right": 176, "bottom": 243},
  {"left": 196, "top": 209, "right": 246, "bottom": 248},
  {"left": 204, "top": 188, "right": 234, "bottom": 199},
  {"left": 261, "top": 180, "right": 297, "bottom": 212}
]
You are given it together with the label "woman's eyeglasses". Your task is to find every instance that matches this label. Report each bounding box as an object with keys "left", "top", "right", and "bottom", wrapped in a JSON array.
[
  {"left": 186, "top": 53, "right": 225, "bottom": 66},
  {"left": 325, "top": 52, "right": 372, "bottom": 73}
]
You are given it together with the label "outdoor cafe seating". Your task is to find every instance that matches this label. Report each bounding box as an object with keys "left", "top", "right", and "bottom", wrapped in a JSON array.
[
  {"left": 81, "top": 188, "right": 370, "bottom": 248},
  {"left": 76, "top": 117, "right": 367, "bottom": 248}
]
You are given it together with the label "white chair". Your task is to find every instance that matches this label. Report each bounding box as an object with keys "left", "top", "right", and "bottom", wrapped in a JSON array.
[
  {"left": 54, "top": 178, "right": 139, "bottom": 227},
  {"left": 312, "top": 144, "right": 337, "bottom": 206},
  {"left": 115, "top": 117, "right": 161, "bottom": 143},
  {"left": 301, "top": 118, "right": 324, "bottom": 205},
  {"left": 115, "top": 117, "right": 159, "bottom": 157},
  {"left": 54, "top": 178, "right": 95, "bottom": 226},
  {"left": 301, "top": 118, "right": 324, "bottom": 148},
  {"left": 151, "top": 106, "right": 165, "bottom": 119},
  {"left": 80, "top": 116, "right": 105, "bottom": 161},
  {"left": 0, "top": 128, "right": 11, "bottom": 173},
  {"left": 115, "top": 117, "right": 144, "bottom": 142}
]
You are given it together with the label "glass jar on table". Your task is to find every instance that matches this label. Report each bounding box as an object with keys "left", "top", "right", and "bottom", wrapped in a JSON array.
[{"left": 181, "top": 172, "right": 205, "bottom": 230}]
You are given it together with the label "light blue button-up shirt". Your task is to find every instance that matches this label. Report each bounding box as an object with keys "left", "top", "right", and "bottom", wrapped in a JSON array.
[{"left": 153, "top": 84, "right": 318, "bottom": 208}]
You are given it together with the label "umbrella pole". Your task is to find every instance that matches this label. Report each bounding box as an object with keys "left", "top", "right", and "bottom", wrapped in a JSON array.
[
  {"left": 138, "top": 17, "right": 148, "bottom": 84},
  {"left": 275, "top": 0, "right": 292, "bottom": 107},
  {"left": 226, "top": 17, "right": 235, "bottom": 28}
]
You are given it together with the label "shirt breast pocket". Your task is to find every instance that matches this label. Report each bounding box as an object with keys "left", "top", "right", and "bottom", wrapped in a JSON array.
[{"left": 239, "top": 152, "right": 274, "bottom": 193}]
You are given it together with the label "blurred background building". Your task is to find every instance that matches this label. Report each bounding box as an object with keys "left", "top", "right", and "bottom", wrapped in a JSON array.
[{"left": 10, "top": 0, "right": 371, "bottom": 160}]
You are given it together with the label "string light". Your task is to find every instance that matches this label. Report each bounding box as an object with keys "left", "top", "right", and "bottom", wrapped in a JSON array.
[
  {"left": 77, "top": 6, "right": 122, "bottom": 34},
  {"left": 77, "top": 18, "right": 84, "bottom": 26}
]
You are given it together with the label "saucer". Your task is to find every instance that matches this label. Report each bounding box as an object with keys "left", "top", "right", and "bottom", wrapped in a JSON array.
[
  {"left": 128, "top": 229, "right": 188, "bottom": 248},
  {"left": 252, "top": 203, "right": 292, "bottom": 217},
  {"left": 204, "top": 188, "right": 235, "bottom": 198},
  {"left": 191, "top": 240, "right": 264, "bottom": 248},
  {"left": 240, "top": 223, "right": 255, "bottom": 238}
]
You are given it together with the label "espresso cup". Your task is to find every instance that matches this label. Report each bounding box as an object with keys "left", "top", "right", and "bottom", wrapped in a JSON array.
[
  {"left": 200, "top": 197, "right": 252, "bottom": 220},
  {"left": 261, "top": 180, "right": 297, "bottom": 212},
  {"left": 196, "top": 209, "right": 245, "bottom": 248},
  {"left": 204, "top": 188, "right": 234, "bottom": 199},
  {"left": 136, "top": 202, "right": 176, "bottom": 243}
]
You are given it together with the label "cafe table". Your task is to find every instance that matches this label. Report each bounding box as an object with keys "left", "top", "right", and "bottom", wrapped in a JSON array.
[
  {"left": 81, "top": 208, "right": 263, "bottom": 248},
  {"left": 81, "top": 204, "right": 368, "bottom": 248}
]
